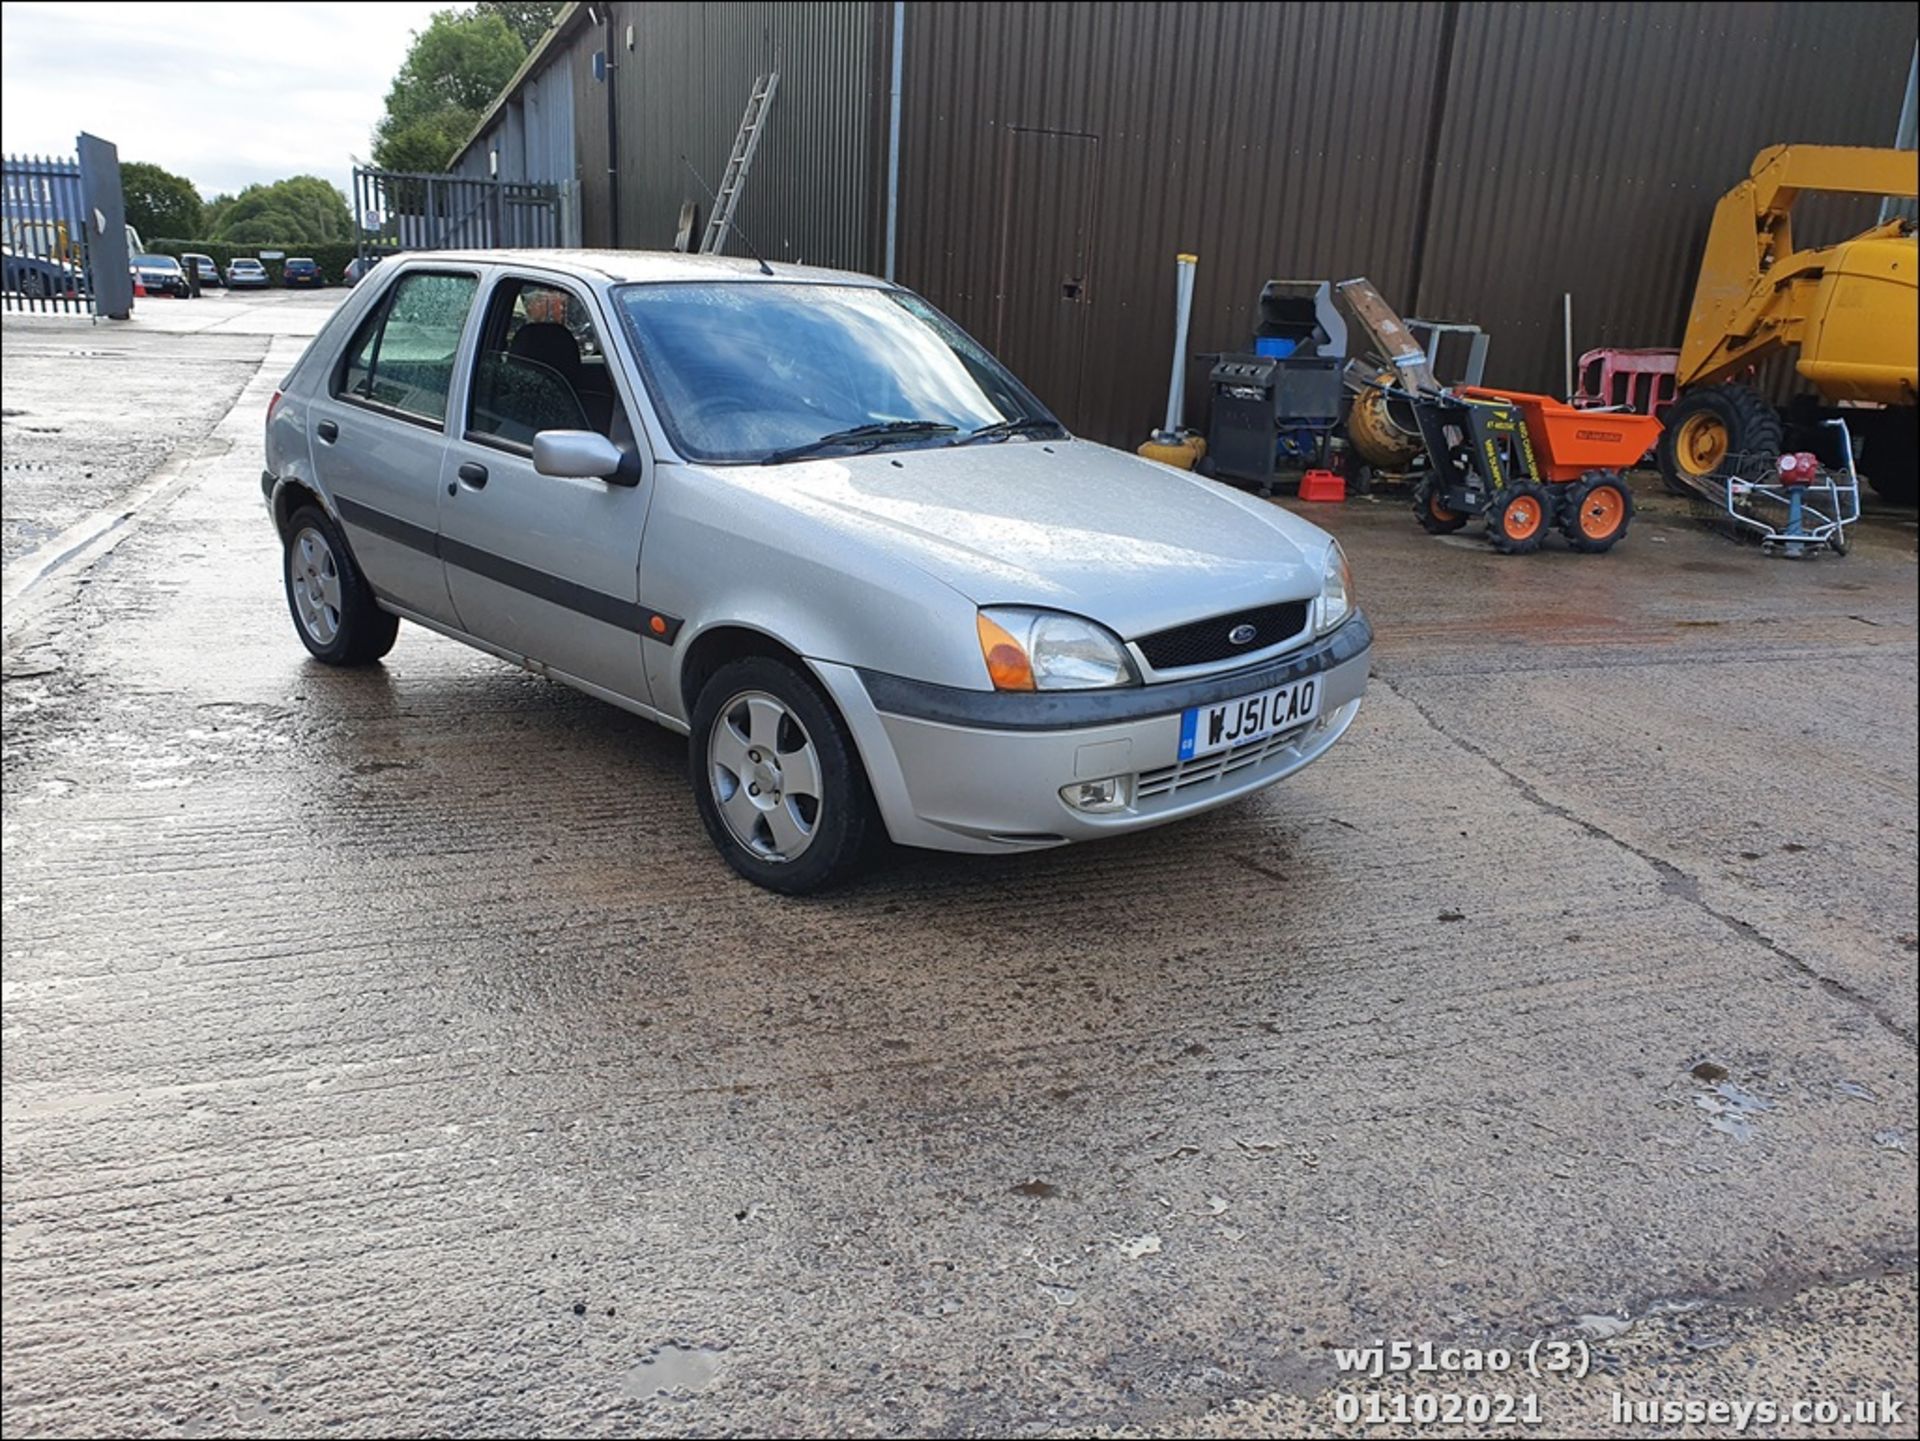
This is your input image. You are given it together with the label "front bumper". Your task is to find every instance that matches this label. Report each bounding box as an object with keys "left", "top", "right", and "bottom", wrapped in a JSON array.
[{"left": 815, "top": 612, "right": 1372, "bottom": 854}]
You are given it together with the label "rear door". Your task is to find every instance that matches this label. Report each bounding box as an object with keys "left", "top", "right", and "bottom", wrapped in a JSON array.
[
  {"left": 435, "top": 271, "right": 657, "bottom": 706},
  {"left": 305, "top": 267, "right": 481, "bottom": 626}
]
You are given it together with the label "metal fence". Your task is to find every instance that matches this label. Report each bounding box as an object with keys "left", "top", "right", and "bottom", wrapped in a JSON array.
[
  {"left": 352, "top": 167, "right": 563, "bottom": 266},
  {"left": 2, "top": 135, "right": 131, "bottom": 319}
]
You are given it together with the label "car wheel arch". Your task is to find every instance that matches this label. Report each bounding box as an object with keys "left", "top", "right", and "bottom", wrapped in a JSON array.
[
  {"left": 676, "top": 623, "right": 812, "bottom": 721},
  {"left": 271, "top": 478, "right": 340, "bottom": 541}
]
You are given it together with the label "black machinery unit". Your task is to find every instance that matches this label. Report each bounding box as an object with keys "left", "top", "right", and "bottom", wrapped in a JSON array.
[{"left": 1203, "top": 352, "right": 1343, "bottom": 493}]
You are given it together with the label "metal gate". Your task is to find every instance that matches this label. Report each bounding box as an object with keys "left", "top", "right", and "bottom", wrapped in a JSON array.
[
  {"left": 352, "top": 167, "right": 563, "bottom": 265},
  {"left": 2, "top": 133, "right": 132, "bottom": 319}
]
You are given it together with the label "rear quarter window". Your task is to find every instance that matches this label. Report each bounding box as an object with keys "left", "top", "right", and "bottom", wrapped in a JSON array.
[{"left": 336, "top": 271, "right": 479, "bottom": 426}]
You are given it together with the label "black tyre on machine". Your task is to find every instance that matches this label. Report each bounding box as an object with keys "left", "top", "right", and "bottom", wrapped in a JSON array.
[
  {"left": 1561, "top": 471, "right": 1635, "bottom": 553},
  {"left": 1658, "top": 382, "right": 1782, "bottom": 496}
]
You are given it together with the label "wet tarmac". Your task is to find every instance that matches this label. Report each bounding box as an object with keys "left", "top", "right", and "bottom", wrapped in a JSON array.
[{"left": 2, "top": 291, "right": 1916, "bottom": 1436}]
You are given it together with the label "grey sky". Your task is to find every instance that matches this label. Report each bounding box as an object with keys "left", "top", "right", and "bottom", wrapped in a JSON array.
[{"left": 1, "top": 0, "right": 446, "bottom": 200}]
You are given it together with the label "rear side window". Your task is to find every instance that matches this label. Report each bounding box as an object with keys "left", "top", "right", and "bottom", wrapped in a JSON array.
[{"left": 337, "top": 271, "right": 478, "bottom": 426}]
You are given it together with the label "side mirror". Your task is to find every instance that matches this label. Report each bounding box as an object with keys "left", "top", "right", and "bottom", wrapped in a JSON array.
[{"left": 532, "top": 429, "right": 637, "bottom": 486}]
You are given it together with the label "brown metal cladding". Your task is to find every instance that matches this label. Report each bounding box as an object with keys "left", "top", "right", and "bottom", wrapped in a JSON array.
[
  {"left": 571, "top": 33, "right": 611, "bottom": 248},
  {"left": 1415, "top": 1, "right": 1917, "bottom": 399},
  {"left": 596, "top": 1, "right": 881, "bottom": 267},
  {"left": 895, "top": 1, "right": 1452, "bottom": 445},
  {"left": 538, "top": 2, "right": 1913, "bottom": 442}
]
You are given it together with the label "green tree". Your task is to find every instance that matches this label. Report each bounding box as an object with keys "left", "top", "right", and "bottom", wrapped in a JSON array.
[
  {"left": 120, "top": 161, "right": 203, "bottom": 241},
  {"left": 476, "top": 0, "right": 562, "bottom": 51},
  {"left": 371, "top": 8, "right": 525, "bottom": 172},
  {"left": 373, "top": 111, "right": 480, "bottom": 175},
  {"left": 209, "top": 177, "right": 352, "bottom": 245}
]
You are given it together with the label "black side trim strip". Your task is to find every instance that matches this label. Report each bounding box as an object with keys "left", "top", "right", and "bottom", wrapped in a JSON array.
[
  {"left": 332, "top": 495, "right": 683, "bottom": 643},
  {"left": 858, "top": 612, "right": 1372, "bottom": 732},
  {"left": 336, "top": 495, "right": 438, "bottom": 554}
]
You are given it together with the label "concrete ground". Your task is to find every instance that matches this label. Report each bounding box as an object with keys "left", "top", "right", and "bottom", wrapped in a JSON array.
[{"left": 2, "top": 288, "right": 1915, "bottom": 1438}]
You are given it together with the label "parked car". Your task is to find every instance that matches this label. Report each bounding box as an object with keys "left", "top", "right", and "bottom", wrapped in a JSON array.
[
  {"left": 2, "top": 244, "right": 82, "bottom": 298},
  {"left": 283, "top": 256, "right": 323, "bottom": 287},
  {"left": 182, "top": 252, "right": 222, "bottom": 287},
  {"left": 131, "top": 253, "right": 190, "bottom": 298},
  {"left": 226, "top": 257, "right": 270, "bottom": 288},
  {"left": 341, "top": 254, "right": 381, "bottom": 287},
  {"left": 261, "top": 253, "right": 1371, "bottom": 892}
]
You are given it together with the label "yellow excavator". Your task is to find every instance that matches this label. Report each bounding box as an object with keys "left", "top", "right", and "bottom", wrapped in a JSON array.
[{"left": 1659, "top": 144, "right": 1918, "bottom": 504}]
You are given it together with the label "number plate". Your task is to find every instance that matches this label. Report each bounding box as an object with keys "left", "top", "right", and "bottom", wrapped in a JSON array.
[{"left": 1178, "top": 676, "right": 1321, "bottom": 760}]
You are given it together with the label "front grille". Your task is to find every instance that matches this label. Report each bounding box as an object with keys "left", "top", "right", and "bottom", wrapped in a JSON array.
[
  {"left": 1134, "top": 600, "right": 1310, "bottom": 671},
  {"left": 1136, "top": 722, "right": 1315, "bottom": 801}
]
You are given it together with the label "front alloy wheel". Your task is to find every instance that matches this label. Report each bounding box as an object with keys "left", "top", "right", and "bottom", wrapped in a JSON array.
[
  {"left": 689, "top": 656, "right": 878, "bottom": 893},
  {"left": 707, "top": 690, "right": 824, "bottom": 863}
]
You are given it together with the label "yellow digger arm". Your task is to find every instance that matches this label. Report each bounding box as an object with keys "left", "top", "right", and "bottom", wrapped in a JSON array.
[{"left": 1677, "top": 145, "right": 1919, "bottom": 391}]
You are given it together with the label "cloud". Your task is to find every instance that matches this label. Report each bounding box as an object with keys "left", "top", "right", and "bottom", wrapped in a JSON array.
[{"left": 0, "top": 0, "right": 447, "bottom": 198}]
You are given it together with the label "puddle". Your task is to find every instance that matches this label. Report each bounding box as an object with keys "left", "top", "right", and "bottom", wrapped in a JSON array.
[{"left": 623, "top": 1345, "right": 721, "bottom": 1398}]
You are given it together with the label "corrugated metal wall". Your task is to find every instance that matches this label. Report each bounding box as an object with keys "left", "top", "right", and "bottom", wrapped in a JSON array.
[
  {"left": 895, "top": 0, "right": 1917, "bottom": 444},
  {"left": 523, "top": 0, "right": 1913, "bottom": 442},
  {"left": 1416, "top": 2, "right": 1917, "bottom": 399},
  {"left": 896, "top": 1, "right": 1452, "bottom": 444},
  {"left": 452, "top": 48, "right": 583, "bottom": 243},
  {"left": 577, "top": 0, "right": 881, "bottom": 266}
]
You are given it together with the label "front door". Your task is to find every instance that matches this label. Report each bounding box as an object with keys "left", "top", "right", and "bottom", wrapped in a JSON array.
[
  {"left": 309, "top": 267, "right": 481, "bottom": 626},
  {"left": 436, "top": 272, "right": 655, "bottom": 706},
  {"left": 992, "top": 126, "right": 1100, "bottom": 427}
]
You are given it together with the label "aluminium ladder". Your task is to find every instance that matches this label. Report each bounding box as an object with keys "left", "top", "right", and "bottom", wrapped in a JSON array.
[{"left": 699, "top": 73, "right": 780, "bottom": 255}]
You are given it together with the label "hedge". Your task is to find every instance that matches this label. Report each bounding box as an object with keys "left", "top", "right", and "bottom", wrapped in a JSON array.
[{"left": 146, "top": 238, "right": 362, "bottom": 286}]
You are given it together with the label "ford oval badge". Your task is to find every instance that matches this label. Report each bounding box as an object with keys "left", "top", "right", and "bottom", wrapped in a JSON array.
[{"left": 1228, "top": 623, "right": 1257, "bottom": 646}]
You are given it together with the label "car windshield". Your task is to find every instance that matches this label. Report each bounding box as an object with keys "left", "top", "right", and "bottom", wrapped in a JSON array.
[
  {"left": 611, "top": 281, "right": 1057, "bottom": 464},
  {"left": 135, "top": 255, "right": 178, "bottom": 270}
]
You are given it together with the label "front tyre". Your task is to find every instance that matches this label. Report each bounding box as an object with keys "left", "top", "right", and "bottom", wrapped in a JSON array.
[
  {"left": 690, "top": 656, "right": 879, "bottom": 894},
  {"left": 1562, "top": 471, "right": 1635, "bottom": 553},
  {"left": 282, "top": 503, "right": 398, "bottom": 665},
  {"left": 1658, "top": 383, "right": 1781, "bottom": 496}
]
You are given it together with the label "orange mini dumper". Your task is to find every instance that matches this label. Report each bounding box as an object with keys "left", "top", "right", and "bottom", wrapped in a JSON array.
[{"left": 1403, "top": 384, "right": 1665, "bottom": 554}]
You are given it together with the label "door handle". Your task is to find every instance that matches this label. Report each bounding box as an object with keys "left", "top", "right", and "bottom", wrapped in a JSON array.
[
  {"left": 457, "top": 461, "right": 489, "bottom": 490},
  {"left": 316, "top": 419, "right": 339, "bottom": 443}
]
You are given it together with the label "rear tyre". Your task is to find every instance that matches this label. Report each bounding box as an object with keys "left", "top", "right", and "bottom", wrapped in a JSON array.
[
  {"left": 1414, "top": 480, "right": 1469, "bottom": 534},
  {"left": 1658, "top": 383, "right": 1781, "bottom": 495},
  {"left": 1561, "top": 471, "right": 1635, "bottom": 553},
  {"left": 282, "top": 503, "right": 399, "bottom": 665},
  {"left": 689, "top": 656, "right": 879, "bottom": 895},
  {"left": 1488, "top": 482, "right": 1554, "bottom": 554}
]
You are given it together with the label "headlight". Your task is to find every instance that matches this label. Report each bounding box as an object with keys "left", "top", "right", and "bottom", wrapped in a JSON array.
[
  {"left": 976, "top": 607, "right": 1139, "bottom": 691},
  {"left": 1317, "top": 541, "right": 1354, "bottom": 635}
]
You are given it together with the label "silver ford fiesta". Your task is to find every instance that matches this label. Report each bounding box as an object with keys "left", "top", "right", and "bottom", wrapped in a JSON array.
[{"left": 261, "top": 250, "right": 1370, "bottom": 892}]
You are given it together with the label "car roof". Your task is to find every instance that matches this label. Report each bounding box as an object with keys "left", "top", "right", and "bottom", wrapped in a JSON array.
[{"left": 388, "top": 248, "right": 889, "bottom": 289}]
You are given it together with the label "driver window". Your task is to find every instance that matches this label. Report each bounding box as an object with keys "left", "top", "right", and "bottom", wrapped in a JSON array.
[{"left": 467, "top": 278, "right": 631, "bottom": 451}]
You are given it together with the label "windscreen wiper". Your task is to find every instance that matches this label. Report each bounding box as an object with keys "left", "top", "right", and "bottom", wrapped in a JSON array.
[
  {"left": 950, "top": 417, "right": 1065, "bottom": 446},
  {"left": 765, "top": 420, "right": 958, "bottom": 464}
]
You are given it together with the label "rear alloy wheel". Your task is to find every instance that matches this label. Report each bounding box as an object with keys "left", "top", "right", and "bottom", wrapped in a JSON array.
[
  {"left": 1562, "top": 471, "right": 1635, "bottom": 553},
  {"left": 1658, "top": 383, "right": 1781, "bottom": 495},
  {"left": 690, "top": 656, "right": 878, "bottom": 894},
  {"left": 1414, "top": 480, "right": 1469, "bottom": 534},
  {"left": 1488, "top": 481, "right": 1554, "bottom": 554},
  {"left": 282, "top": 504, "right": 399, "bottom": 665}
]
